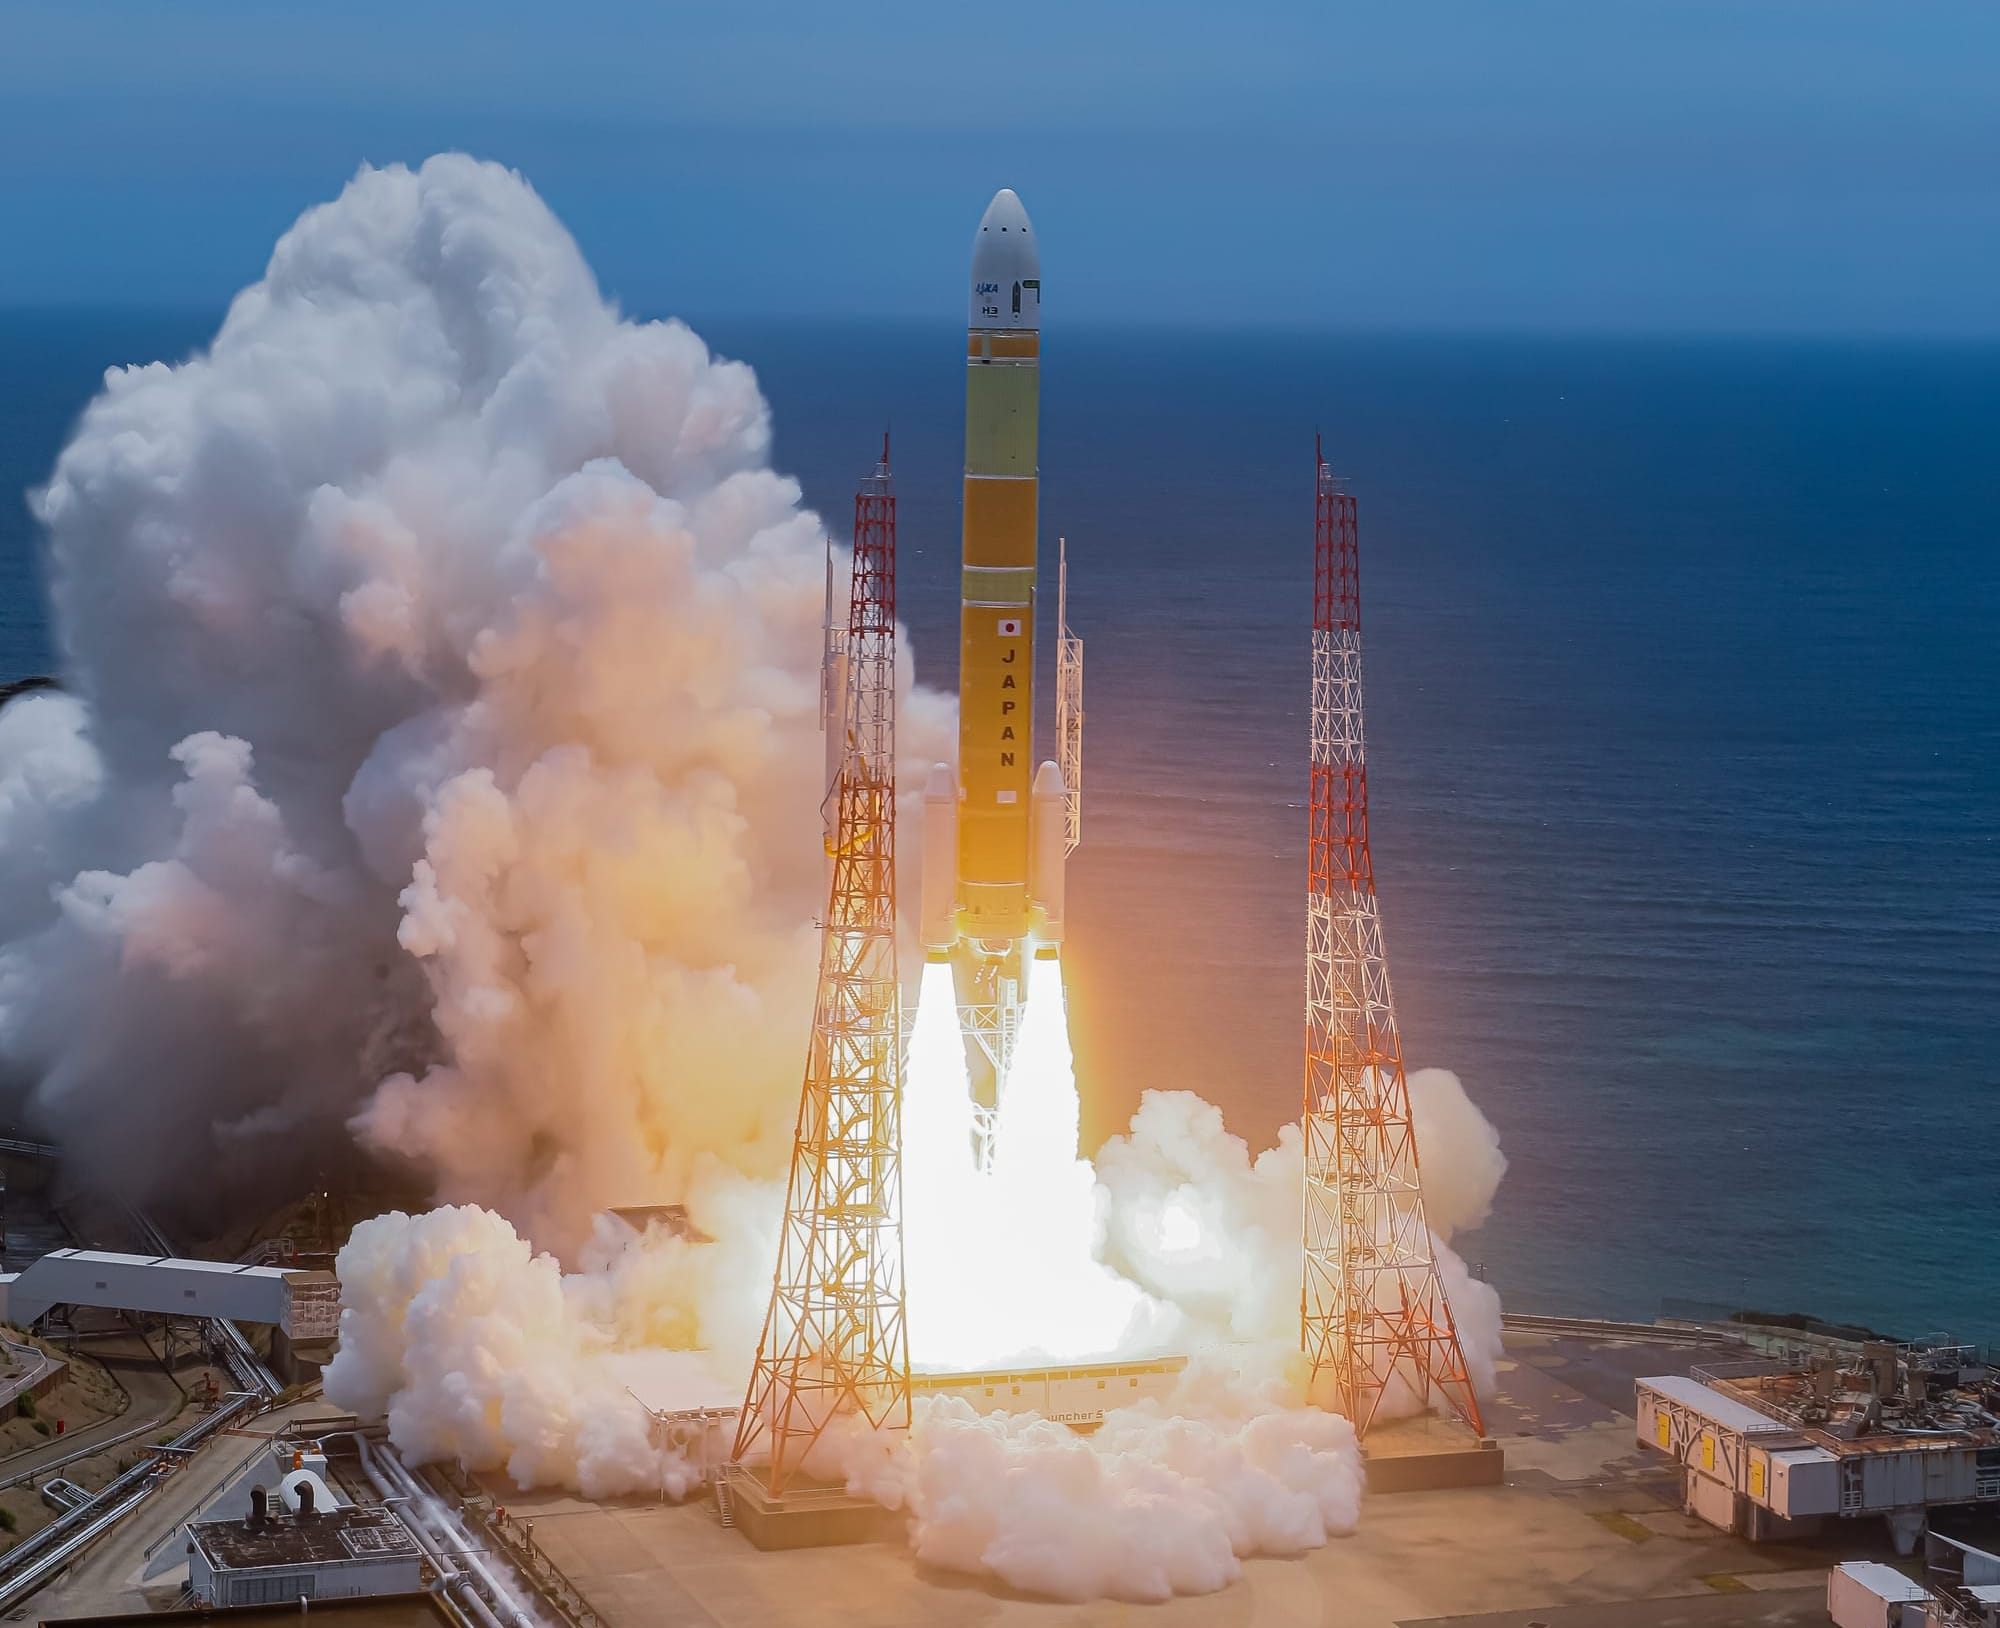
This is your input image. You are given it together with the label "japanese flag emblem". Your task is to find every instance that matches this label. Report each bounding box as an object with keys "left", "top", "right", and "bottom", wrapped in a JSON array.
[{"left": 997, "top": 617, "right": 1022, "bottom": 637}]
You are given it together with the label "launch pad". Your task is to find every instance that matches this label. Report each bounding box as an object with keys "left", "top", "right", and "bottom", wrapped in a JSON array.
[
  {"left": 908, "top": 1353, "right": 1186, "bottom": 1428},
  {"left": 718, "top": 1465, "right": 902, "bottom": 1553},
  {"left": 1360, "top": 1412, "right": 1506, "bottom": 1493}
]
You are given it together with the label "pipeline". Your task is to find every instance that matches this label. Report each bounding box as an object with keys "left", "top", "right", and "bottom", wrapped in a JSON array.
[
  {"left": 350, "top": 1436, "right": 529, "bottom": 1628},
  {"left": 387, "top": 1457, "right": 539, "bottom": 1628},
  {"left": 349, "top": 1436, "right": 506, "bottom": 1628},
  {"left": 0, "top": 1393, "right": 256, "bottom": 1584},
  {"left": 0, "top": 1484, "right": 156, "bottom": 1613}
]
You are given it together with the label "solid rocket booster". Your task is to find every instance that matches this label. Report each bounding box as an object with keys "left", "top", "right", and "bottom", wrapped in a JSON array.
[
  {"left": 920, "top": 762, "right": 959, "bottom": 951},
  {"left": 957, "top": 188, "right": 1043, "bottom": 944},
  {"left": 1029, "top": 758, "right": 1065, "bottom": 946}
]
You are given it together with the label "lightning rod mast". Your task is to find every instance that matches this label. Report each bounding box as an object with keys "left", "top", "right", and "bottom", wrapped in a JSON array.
[{"left": 1301, "top": 436, "right": 1484, "bottom": 1439}]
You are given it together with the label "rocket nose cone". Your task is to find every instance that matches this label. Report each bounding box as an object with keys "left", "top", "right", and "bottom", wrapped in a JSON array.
[
  {"left": 977, "top": 188, "right": 1033, "bottom": 237},
  {"left": 970, "top": 188, "right": 1040, "bottom": 330}
]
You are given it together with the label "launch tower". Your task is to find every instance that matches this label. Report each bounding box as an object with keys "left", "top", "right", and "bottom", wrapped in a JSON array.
[
  {"left": 734, "top": 441, "right": 912, "bottom": 1495},
  {"left": 1301, "top": 440, "right": 1484, "bottom": 1439}
]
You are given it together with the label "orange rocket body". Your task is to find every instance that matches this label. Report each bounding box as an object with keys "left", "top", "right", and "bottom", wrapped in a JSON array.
[{"left": 921, "top": 188, "right": 1067, "bottom": 975}]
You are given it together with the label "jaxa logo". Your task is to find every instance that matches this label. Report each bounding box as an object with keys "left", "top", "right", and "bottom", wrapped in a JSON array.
[{"left": 975, "top": 282, "right": 1001, "bottom": 295}]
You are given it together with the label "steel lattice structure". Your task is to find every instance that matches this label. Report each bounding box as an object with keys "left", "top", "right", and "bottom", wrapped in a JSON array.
[
  {"left": 734, "top": 439, "right": 911, "bottom": 1491},
  {"left": 1056, "top": 535, "right": 1083, "bottom": 856},
  {"left": 1302, "top": 438, "right": 1484, "bottom": 1439}
]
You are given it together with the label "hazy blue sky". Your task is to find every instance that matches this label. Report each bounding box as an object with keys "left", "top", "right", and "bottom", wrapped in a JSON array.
[{"left": 1, "top": 1, "right": 1994, "bottom": 333}]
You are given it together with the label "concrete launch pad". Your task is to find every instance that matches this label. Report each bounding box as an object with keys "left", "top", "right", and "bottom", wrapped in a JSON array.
[
  {"left": 471, "top": 1323, "right": 1860, "bottom": 1628},
  {"left": 718, "top": 1465, "right": 901, "bottom": 1553},
  {"left": 908, "top": 1353, "right": 1187, "bottom": 1426}
]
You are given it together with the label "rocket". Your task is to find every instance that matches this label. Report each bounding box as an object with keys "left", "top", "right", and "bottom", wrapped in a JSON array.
[{"left": 922, "top": 187, "right": 1073, "bottom": 985}]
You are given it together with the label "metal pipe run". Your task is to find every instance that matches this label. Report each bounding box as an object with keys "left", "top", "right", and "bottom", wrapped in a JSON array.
[
  {"left": 0, "top": 1484, "right": 156, "bottom": 1613},
  {"left": 356, "top": 1437, "right": 534, "bottom": 1628}
]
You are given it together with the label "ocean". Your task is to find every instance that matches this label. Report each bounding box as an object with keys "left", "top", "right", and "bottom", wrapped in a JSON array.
[{"left": 4, "top": 311, "right": 1997, "bottom": 1343}]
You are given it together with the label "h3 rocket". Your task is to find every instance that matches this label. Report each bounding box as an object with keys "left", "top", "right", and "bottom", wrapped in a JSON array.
[{"left": 920, "top": 187, "right": 1078, "bottom": 1025}]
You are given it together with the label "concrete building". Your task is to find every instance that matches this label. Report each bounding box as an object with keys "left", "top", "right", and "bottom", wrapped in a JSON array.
[{"left": 186, "top": 1500, "right": 423, "bottom": 1608}]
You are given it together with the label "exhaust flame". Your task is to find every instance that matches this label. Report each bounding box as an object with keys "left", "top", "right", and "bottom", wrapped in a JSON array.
[
  {"left": 903, "top": 948, "right": 1157, "bottom": 1367},
  {"left": 901, "top": 960, "right": 989, "bottom": 1369}
]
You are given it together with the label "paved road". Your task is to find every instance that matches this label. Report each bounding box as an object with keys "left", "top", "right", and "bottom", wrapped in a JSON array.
[
  {"left": 0, "top": 1342, "right": 190, "bottom": 1489},
  {"left": 1410, "top": 1590, "right": 1828, "bottom": 1627}
]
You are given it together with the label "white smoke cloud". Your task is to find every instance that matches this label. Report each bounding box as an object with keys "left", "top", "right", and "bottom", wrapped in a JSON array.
[
  {"left": 0, "top": 153, "right": 951, "bottom": 1239},
  {"left": 1409, "top": 1066, "right": 1508, "bottom": 1241},
  {"left": 324, "top": 1193, "right": 767, "bottom": 1500},
  {"left": 1094, "top": 1074, "right": 1507, "bottom": 1410},
  {"left": 833, "top": 1355, "right": 1362, "bottom": 1602},
  {"left": 1095, "top": 1091, "right": 1303, "bottom": 1345}
]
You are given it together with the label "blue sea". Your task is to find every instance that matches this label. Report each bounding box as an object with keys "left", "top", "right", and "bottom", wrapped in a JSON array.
[{"left": 4, "top": 311, "right": 1997, "bottom": 1343}]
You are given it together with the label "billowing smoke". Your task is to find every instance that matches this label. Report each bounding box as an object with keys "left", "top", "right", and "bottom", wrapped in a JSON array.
[
  {"left": 5, "top": 154, "right": 1511, "bottom": 1604},
  {"left": 325, "top": 1181, "right": 773, "bottom": 1499},
  {"left": 832, "top": 1355, "right": 1362, "bottom": 1602},
  {"left": 0, "top": 153, "right": 950, "bottom": 1241}
]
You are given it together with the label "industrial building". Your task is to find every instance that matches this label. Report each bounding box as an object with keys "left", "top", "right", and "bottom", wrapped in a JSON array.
[
  {"left": 186, "top": 1498, "right": 424, "bottom": 1608},
  {"left": 907, "top": 1354, "right": 1185, "bottom": 1427},
  {"left": 0, "top": 1248, "right": 339, "bottom": 1342},
  {"left": 1639, "top": 1342, "right": 2000, "bottom": 1551}
]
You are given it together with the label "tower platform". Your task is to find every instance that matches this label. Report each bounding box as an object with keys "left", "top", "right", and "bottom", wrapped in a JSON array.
[
  {"left": 1360, "top": 1411, "right": 1505, "bottom": 1492},
  {"left": 718, "top": 1464, "right": 903, "bottom": 1552}
]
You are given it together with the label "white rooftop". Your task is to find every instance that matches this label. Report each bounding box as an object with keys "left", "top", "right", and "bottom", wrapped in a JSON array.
[
  {"left": 1834, "top": 1560, "right": 1931, "bottom": 1602},
  {"left": 42, "top": 1248, "right": 289, "bottom": 1280},
  {"left": 1640, "top": 1374, "right": 1797, "bottom": 1436}
]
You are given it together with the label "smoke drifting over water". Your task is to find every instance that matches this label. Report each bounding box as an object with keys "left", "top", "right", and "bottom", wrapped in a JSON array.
[{"left": 3, "top": 156, "right": 1507, "bottom": 1602}]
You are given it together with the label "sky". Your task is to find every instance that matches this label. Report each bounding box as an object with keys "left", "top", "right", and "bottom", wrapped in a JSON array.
[{"left": 0, "top": 1, "right": 1995, "bottom": 334}]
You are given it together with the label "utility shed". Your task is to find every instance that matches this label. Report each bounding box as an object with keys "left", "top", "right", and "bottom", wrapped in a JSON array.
[
  {"left": 187, "top": 1505, "right": 423, "bottom": 1607},
  {"left": 1826, "top": 1561, "right": 1930, "bottom": 1628}
]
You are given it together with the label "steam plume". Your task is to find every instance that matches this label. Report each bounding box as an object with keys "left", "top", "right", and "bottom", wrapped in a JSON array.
[{"left": 0, "top": 153, "right": 950, "bottom": 1240}]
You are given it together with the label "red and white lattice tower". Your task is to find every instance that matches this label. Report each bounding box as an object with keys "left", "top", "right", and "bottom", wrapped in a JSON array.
[
  {"left": 735, "top": 438, "right": 911, "bottom": 1492},
  {"left": 1301, "top": 437, "right": 1483, "bottom": 1438}
]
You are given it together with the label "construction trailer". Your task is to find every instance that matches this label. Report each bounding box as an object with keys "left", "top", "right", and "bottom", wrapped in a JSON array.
[{"left": 1638, "top": 1345, "right": 2000, "bottom": 1552}]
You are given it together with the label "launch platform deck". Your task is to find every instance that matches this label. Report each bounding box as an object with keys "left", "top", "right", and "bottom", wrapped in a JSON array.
[
  {"left": 466, "top": 1325, "right": 1874, "bottom": 1628},
  {"left": 718, "top": 1465, "right": 901, "bottom": 1552},
  {"left": 1361, "top": 1412, "right": 1505, "bottom": 1493}
]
